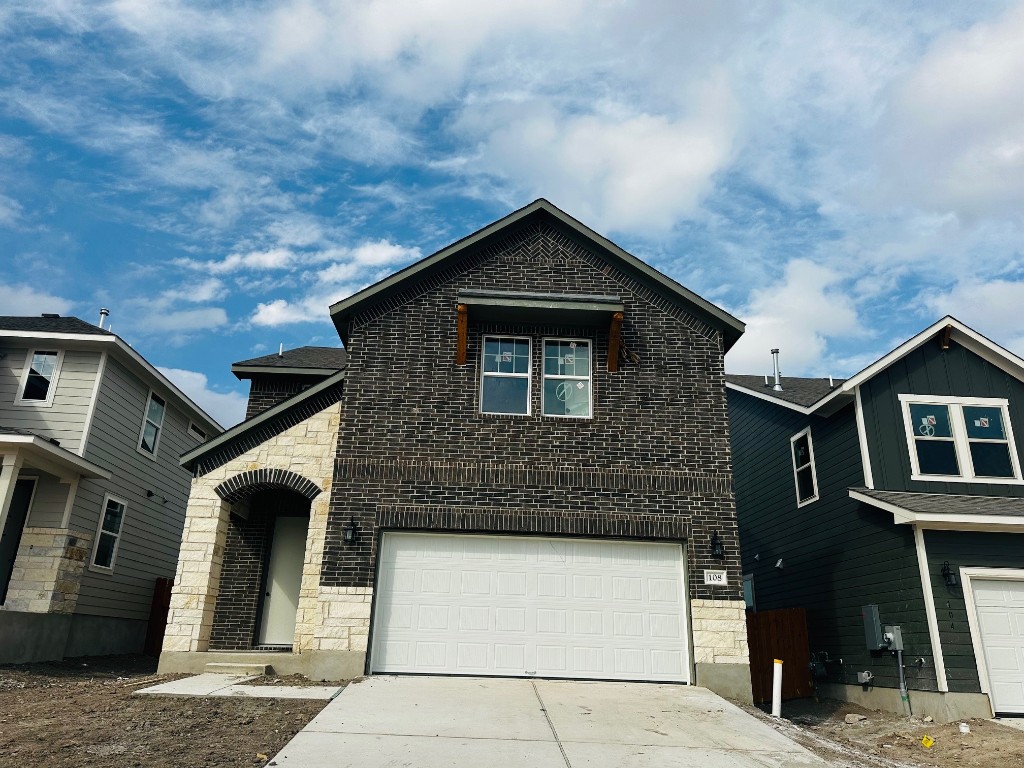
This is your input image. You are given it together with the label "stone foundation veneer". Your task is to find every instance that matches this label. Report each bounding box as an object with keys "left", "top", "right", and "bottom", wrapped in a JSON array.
[
  {"left": 161, "top": 401, "right": 361, "bottom": 655},
  {"left": 2, "top": 528, "right": 91, "bottom": 614},
  {"left": 690, "top": 599, "right": 749, "bottom": 665}
]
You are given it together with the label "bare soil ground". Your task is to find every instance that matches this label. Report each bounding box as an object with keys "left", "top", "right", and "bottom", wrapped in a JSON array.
[
  {"left": 0, "top": 655, "right": 329, "bottom": 767},
  {"left": 743, "top": 697, "right": 1024, "bottom": 767}
]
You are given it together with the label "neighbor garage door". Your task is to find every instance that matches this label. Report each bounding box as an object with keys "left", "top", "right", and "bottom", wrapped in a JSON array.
[
  {"left": 370, "top": 532, "right": 689, "bottom": 682},
  {"left": 974, "top": 579, "right": 1024, "bottom": 714}
]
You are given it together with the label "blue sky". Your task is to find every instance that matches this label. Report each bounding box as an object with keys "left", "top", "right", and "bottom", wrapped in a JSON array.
[{"left": 1, "top": 1, "right": 1022, "bottom": 427}]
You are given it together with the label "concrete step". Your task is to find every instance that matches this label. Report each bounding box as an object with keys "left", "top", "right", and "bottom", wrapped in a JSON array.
[{"left": 204, "top": 662, "right": 270, "bottom": 676}]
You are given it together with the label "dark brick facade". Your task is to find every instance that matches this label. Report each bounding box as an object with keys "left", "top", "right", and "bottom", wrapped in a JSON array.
[
  {"left": 321, "top": 214, "right": 743, "bottom": 601},
  {"left": 209, "top": 490, "right": 310, "bottom": 650},
  {"left": 244, "top": 375, "right": 318, "bottom": 419}
]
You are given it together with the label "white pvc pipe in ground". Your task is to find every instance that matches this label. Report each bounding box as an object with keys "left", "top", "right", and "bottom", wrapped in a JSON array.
[{"left": 771, "top": 659, "right": 783, "bottom": 717}]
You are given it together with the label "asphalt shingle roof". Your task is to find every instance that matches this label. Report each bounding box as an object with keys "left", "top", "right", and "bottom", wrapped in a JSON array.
[
  {"left": 725, "top": 374, "right": 845, "bottom": 407},
  {"left": 0, "top": 424, "right": 62, "bottom": 445},
  {"left": 853, "top": 488, "right": 1024, "bottom": 518},
  {"left": 233, "top": 346, "right": 347, "bottom": 370},
  {"left": 0, "top": 316, "right": 113, "bottom": 335}
]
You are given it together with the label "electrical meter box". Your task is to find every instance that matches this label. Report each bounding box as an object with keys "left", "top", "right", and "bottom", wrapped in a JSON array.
[{"left": 862, "top": 604, "right": 885, "bottom": 650}]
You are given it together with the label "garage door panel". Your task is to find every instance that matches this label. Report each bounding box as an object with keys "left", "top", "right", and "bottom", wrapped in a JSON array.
[
  {"left": 372, "top": 533, "right": 690, "bottom": 682},
  {"left": 975, "top": 579, "right": 1024, "bottom": 713}
]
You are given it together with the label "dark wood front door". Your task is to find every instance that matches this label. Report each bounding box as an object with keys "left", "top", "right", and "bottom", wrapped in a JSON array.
[{"left": 0, "top": 478, "right": 36, "bottom": 605}]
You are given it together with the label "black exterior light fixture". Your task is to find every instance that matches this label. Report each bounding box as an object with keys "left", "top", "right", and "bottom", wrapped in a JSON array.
[
  {"left": 940, "top": 561, "right": 957, "bottom": 587},
  {"left": 710, "top": 532, "right": 724, "bottom": 559},
  {"left": 343, "top": 517, "right": 359, "bottom": 545}
]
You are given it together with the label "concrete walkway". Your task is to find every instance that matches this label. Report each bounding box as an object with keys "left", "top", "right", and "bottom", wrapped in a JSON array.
[
  {"left": 135, "top": 673, "right": 343, "bottom": 700},
  {"left": 269, "top": 676, "right": 825, "bottom": 767}
]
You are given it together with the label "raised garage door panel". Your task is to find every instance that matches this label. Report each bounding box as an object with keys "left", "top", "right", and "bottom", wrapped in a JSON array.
[
  {"left": 975, "top": 579, "right": 1024, "bottom": 714},
  {"left": 371, "top": 533, "right": 689, "bottom": 682}
]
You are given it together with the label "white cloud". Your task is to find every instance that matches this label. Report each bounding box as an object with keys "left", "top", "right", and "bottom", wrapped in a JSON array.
[
  {"left": 0, "top": 283, "right": 73, "bottom": 315},
  {"left": 135, "top": 307, "right": 229, "bottom": 334},
  {"left": 0, "top": 192, "right": 22, "bottom": 227},
  {"left": 726, "top": 259, "right": 862, "bottom": 375},
  {"left": 157, "top": 366, "right": 247, "bottom": 427},
  {"left": 877, "top": 4, "right": 1024, "bottom": 220},
  {"left": 922, "top": 278, "right": 1024, "bottom": 357}
]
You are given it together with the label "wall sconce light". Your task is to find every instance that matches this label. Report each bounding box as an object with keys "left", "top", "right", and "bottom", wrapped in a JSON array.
[
  {"left": 343, "top": 517, "right": 359, "bottom": 545},
  {"left": 711, "top": 532, "right": 724, "bottom": 559},
  {"left": 941, "top": 561, "right": 957, "bottom": 587}
]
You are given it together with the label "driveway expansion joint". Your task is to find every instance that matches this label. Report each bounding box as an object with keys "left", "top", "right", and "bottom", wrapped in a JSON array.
[{"left": 532, "top": 680, "right": 573, "bottom": 768}]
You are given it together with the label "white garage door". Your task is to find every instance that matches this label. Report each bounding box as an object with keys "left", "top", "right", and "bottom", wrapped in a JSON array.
[
  {"left": 975, "top": 579, "right": 1024, "bottom": 713},
  {"left": 371, "top": 533, "right": 689, "bottom": 682}
]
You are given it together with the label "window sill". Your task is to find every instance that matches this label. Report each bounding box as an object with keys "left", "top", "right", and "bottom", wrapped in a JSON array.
[
  {"left": 910, "top": 473, "right": 1024, "bottom": 485},
  {"left": 796, "top": 495, "right": 819, "bottom": 508},
  {"left": 12, "top": 398, "right": 56, "bottom": 408},
  {"left": 135, "top": 445, "right": 160, "bottom": 461},
  {"left": 87, "top": 563, "right": 115, "bottom": 575}
]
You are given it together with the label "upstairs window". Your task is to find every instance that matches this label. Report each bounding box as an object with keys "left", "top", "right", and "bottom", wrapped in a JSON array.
[
  {"left": 480, "top": 337, "right": 530, "bottom": 415},
  {"left": 187, "top": 422, "right": 207, "bottom": 442},
  {"left": 901, "top": 395, "right": 1021, "bottom": 482},
  {"left": 542, "top": 339, "right": 592, "bottom": 418},
  {"left": 16, "top": 350, "right": 63, "bottom": 406},
  {"left": 138, "top": 391, "right": 167, "bottom": 456},
  {"left": 791, "top": 427, "right": 819, "bottom": 506}
]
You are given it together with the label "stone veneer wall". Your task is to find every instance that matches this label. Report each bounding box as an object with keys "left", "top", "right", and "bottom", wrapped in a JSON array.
[
  {"left": 162, "top": 401, "right": 373, "bottom": 657},
  {"left": 690, "top": 599, "right": 749, "bottom": 665},
  {"left": 1, "top": 528, "right": 91, "bottom": 614}
]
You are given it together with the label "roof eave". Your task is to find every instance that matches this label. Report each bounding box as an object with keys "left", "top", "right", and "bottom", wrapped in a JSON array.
[
  {"left": 329, "top": 199, "right": 745, "bottom": 346},
  {"left": 231, "top": 365, "right": 343, "bottom": 380},
  {"left": 849, "top": 489, "right": 1024, "bottom": 532},
  {"left": 181, "top": 369, "right": 346, "bottom": 470}
]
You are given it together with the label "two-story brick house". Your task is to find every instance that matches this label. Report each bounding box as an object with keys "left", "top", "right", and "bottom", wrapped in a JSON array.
[
  {"left": 728, "top": 317, "right": 1024, "bottom": 720},
  {"left": 160, "top": 200, "right": 752, "bottom": 700},
  {"left": 0, "top": 315, "right": 222, "bottom": 663}
]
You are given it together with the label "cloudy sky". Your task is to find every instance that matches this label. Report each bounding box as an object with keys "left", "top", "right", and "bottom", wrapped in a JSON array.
[{"left": 2, "top": 1, "right": 1022, "bottom": 427}]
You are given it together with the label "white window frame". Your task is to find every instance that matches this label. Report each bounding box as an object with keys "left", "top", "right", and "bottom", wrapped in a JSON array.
[
  {"left": 790, "top": 426, "right": 819, "bottom": 507},
  {"left": 541, "top": 337, "right": 593, "bottom": 419},
  {"left": 959, "top": 567, "right": 1024, "bottom": 709},
  {"left": 14, "top": 348, "right": 65, "bottom": 408},
  {"left": 89, "top": 493, "right": 127, "bottom": 573},
  {"left": 479, "top": 335, "right": 532, "bottom": 416},
  {"left": 187, "top": 421, "right": 207, "bottom": 442},
  {"left": 899, "top": 394, "right": 1023, "bottom": 484},
  {"left": 136, "top": 389, "right": 167, "bottom": 458}
]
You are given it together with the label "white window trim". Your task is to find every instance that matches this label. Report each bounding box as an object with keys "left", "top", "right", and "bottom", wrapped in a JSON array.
[
  {"left": 136, "top": 389, "right": 167, "bottom": 459},
  {"left": 959, "top": 566, "right": 1024, "bottom": 712},
  {"left": 541, "top": 337, "right": 593, "bottom": 419},
  {"left": 14, "top": 348, "right": 65, "bottom": 408},
  {"left": 898, "top": 394, "right": 1023, "bottom": 484},
  {"left": 187, "top": 421, "right": 208, "bottom": 442},
  {"left": 790, "top": 426, "right": 819, "bottom": 507},
  {"left": 742, "top": 573, "right": 755, "bottom": 611},
  {"left": 89, "top": 493, "right": 128, "bottom": 574},
  {"left": 479, "top": 335, "right": 532, "bottom": 416}
]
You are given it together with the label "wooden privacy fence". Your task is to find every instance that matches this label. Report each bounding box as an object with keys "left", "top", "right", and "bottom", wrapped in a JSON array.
[
  {"left": 746, "top": 607, "right": 812, "bottom": 705},
  {"left": 144, "top": 577, "right": 174, "bottom": 657}
]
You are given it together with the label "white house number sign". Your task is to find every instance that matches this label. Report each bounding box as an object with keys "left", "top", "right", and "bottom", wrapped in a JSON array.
[{"left": 703, "top": 570, "right": 728, "bottom": 585}]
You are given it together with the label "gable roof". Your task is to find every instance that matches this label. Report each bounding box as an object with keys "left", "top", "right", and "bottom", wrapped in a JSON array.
[
  {"left": 181, "top": 368, "right": 345, "bottom": 471},
  {"left": 0, "top": 315, "right": 222, "bottom": 432},
  {"left": 232, "top": 346, "right": 347, "bottom": 379},
  {"left": 0, "top": 315, "right": 114, "bottom": 335},
  {"left": 329, "top": 199, "right": 745, "bottom": 350},
  {"left": 726, "top": 316, "right": 1024, "bottom": 415},
  {"left": 724, "top": 375, "right": 844, "bottom": 408}
]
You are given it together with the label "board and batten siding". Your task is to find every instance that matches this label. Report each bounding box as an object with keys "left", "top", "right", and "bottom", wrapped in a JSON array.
[
  {"left": 924, "top": 530, "right": 1024, "bottom": 695},
  {"left": 0, "top": 344, "right": 100, "bottom": 454},
  {"left": 73, "top": 356, "right": 202, "bottom": 621},
  {"left": 729, "top": 391, "right": 938, "bottom": 692},
  {"left": 859, "top": 339, "right": 1024, "bottom": 498}
]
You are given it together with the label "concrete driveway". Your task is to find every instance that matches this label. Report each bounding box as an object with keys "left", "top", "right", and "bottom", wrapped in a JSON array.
[{"left": 269, "top": 676, "right": 825, "bottom": 767}]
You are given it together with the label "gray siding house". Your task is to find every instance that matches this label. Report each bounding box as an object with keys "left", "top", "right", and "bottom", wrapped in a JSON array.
[
  {"left": 728, "top": 316, "right": 1024, "bottom": 721},
  {"left": 160, "top": 199, "right": 753, "bottom": 701},
  {"left": 0, "top": 316, "right": 222, "bottom": 663}
]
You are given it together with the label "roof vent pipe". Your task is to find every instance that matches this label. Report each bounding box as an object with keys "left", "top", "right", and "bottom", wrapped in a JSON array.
[
  {"left": 278, "top": 343, "right": 284, "bottom": 358},
  {"left": 771, "top": 348, "right": 783, "bottom": 392},
  {"left": 98, "top": 307, "right": 109, "bottom": 329}
]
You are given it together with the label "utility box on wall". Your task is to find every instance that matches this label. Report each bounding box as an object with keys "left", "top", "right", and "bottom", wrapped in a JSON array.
[{"left": 862, "top": 604, "right": 885, "bottom": 650}]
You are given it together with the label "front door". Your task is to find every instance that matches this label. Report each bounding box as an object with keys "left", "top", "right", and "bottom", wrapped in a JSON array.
[
  {"left": 257, "top": 515, "right": 309, "bottom": 646},
  {"left": 1, "top": 478, "right": 36, "bottom": 604}
]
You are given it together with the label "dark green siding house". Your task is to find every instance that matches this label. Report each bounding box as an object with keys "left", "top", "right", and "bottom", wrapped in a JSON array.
[{"left": 727, "top": 316, "right": 1024, "bottom": 721}]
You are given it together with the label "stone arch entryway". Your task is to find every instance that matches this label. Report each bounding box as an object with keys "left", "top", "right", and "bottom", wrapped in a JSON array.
[{"left": 208, "top": 472, "right": 322, "bottom": 651}]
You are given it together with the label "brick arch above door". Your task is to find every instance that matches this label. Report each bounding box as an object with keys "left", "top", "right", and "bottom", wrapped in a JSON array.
[{"left": 214, "top": 468, "right": 322, "bottom": 504}]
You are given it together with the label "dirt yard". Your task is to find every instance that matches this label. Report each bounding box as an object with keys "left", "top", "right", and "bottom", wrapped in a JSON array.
[
  {"left": 745, "top": 697, "right": 1024, "bottom": 767},
  {"left": 0, "top": 655, "right": 329, "bottom": 767}
]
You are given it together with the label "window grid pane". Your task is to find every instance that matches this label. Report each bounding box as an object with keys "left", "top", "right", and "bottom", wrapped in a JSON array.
[
  {"left": 542, "top": 340, "right": 591, "bottom": 418},
  {"left": 93, "top": 532, "right": 117, "bottom": 569},
  {"left": 101, "top": 499, "right": 125, "bottom": 534},
  {"left": 481, "top": 337, "right": 530, "bottom": 414},
  {"left": 21, "top": 351, "right": 58, "bottom": 401}
]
